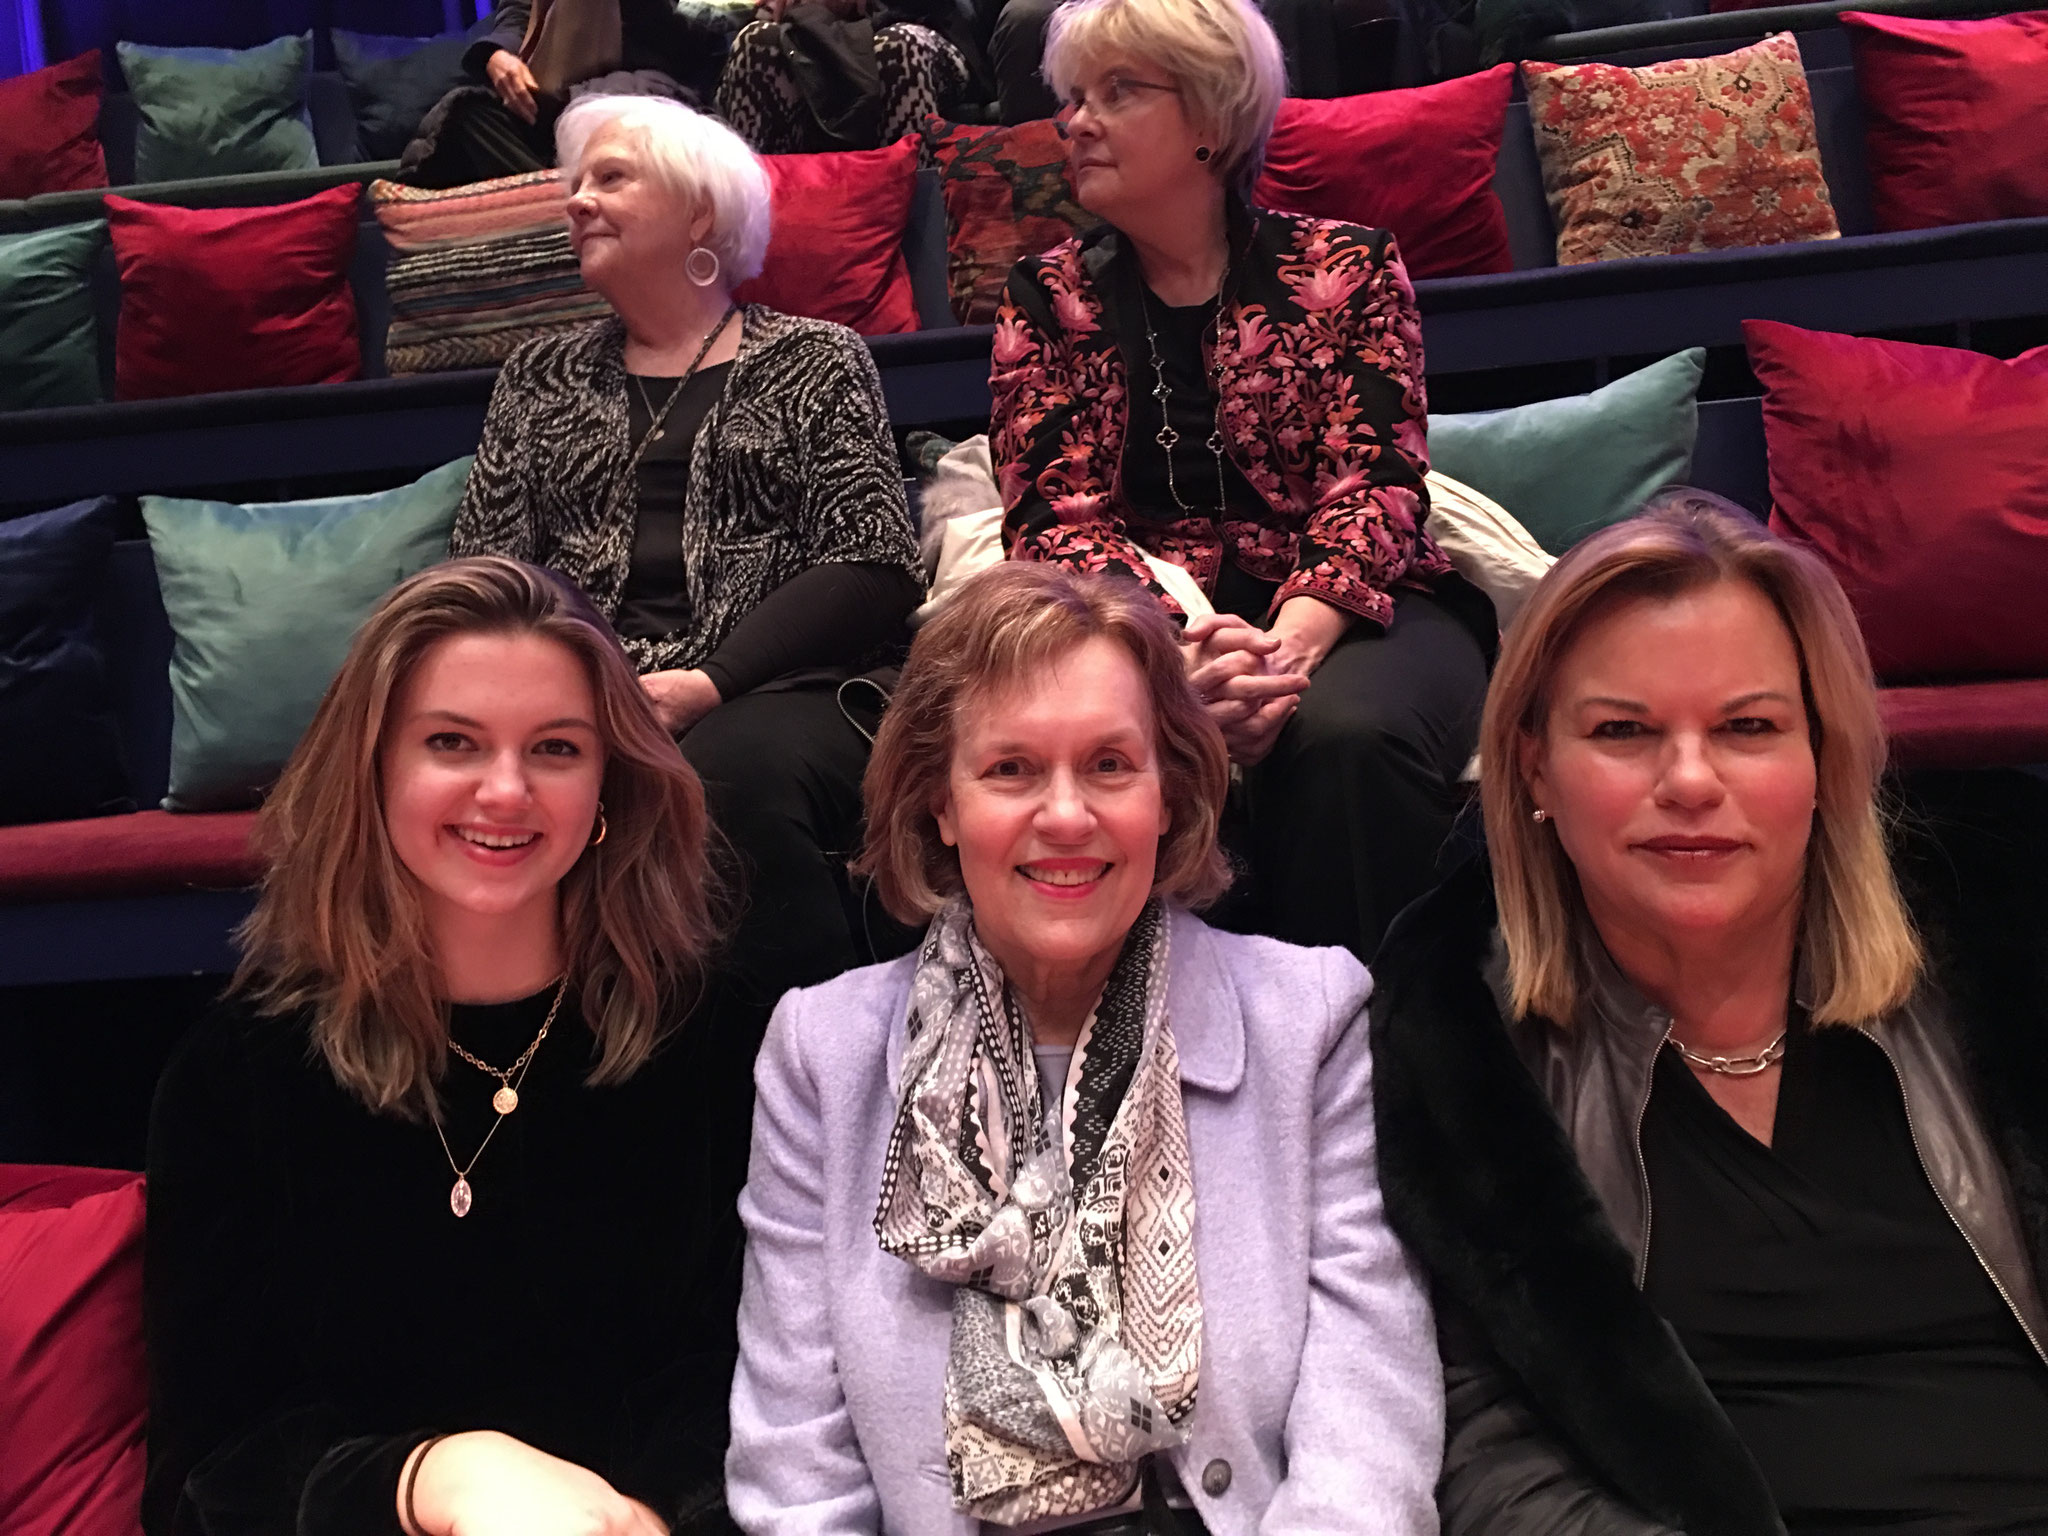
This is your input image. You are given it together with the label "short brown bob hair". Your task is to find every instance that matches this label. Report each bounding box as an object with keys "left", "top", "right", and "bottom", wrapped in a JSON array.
[
  {"left": 1482, "top": 491, "right": 1921, "bottom": 1028},
  {"left": 235, "top": 556, "right": 723, "bottom": 1119},
  {"left": 857, "top": 563, "right": 1232, "bottom": 922}
]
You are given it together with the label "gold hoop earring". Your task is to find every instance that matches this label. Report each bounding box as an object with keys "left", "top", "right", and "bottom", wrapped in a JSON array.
[{"left": 589, "top": 803, "right": 608, "bottom": 847}]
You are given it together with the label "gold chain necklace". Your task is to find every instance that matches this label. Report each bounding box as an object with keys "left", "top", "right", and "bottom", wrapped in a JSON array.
[
  {"left": 432, "top": 977, "right": 568, "bottom": 1218},
  {"left": 1671, "top": 1030, "right": 1788, "bottom": 1077}
]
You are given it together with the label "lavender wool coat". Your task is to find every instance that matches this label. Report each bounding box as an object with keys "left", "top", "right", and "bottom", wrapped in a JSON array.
[{"left": 726, "top": 905, "right": 1444, "bottom": 1535}]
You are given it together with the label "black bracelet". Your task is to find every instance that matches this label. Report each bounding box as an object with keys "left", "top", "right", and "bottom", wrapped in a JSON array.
[{"left": 402, "top": 1434, "right": 449, "bottom": 1536}]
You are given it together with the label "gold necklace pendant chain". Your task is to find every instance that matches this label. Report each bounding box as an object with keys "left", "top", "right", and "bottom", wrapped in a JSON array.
[
  {"left": 1138, "top": 278, "right": 1231, "bottom": 523},
  {"left": 1671, "top": 1030, "right": 1788, "bottom": 1077},
  {"left": 433, "top": 977, "right": 569, "bottom": 1218}
]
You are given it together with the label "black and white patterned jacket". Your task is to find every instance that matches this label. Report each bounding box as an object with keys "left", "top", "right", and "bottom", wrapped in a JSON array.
[{"left": 450, "top": 305, "right": 921, "bottom": 674}]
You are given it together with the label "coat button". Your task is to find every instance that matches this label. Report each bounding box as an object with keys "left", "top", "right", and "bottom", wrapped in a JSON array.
[{"left": 1201, "top": 1458, "right": 1232, "bottom": 1496}]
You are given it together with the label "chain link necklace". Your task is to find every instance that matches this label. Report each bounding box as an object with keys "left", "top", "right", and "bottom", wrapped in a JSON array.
[
  {"left": 1137, "top": 277, "right": 1231, "bottom": 521},
  {"left": 432, "top": 976, "right": 569, "bottom": 1218},
  {"left": 1671, "top": 1030, "right": 1788, "bottom": 1077},
  {"left": 626, "top": 302, "right": 738, "bottom": 452}
]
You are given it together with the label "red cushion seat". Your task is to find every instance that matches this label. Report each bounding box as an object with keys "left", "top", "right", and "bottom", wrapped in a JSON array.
[
  {"left": 0, "top": 809, "right": 260, "bottom": 902},
  {"left": 1880, "top": 679, "right": 2048, "bottom": 770},
  {"left": 0, "top": 1164, "right": 147, "bottom": 1536}
]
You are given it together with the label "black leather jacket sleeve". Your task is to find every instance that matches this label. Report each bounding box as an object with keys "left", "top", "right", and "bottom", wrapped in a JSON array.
[{"left": 1438, "top": 1300, "right": 1685, "bottom": 1536}]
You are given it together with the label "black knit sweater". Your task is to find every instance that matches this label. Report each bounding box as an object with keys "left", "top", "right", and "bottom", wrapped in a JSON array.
[{"left": 143, "top": 984, "right": 758, "bottom": 1536}]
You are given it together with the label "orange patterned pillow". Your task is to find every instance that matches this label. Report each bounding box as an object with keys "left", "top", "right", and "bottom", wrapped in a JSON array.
[{"left": 1522, "top": 34, "right": 1839, "bottom": 265}]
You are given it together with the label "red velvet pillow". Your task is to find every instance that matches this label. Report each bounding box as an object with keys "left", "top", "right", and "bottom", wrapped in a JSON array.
[
  {"left": 1252, "top": 65, "right": 1516, "bottom": 279},
  {"left": 0, "top": 51, "right": 108, "bottom": 200},
  {"left": 1746, "top": 320, "right": 2048, "bottom": 683},
  {"left": 735, "top": 136, "right": 920, "bottom": 335},
  {"left": 1842, "top": 9, "right": 2048, "bottom": 231},
  {"left": 107, "top": 183, "right": 363, "bottom": 401},
  {"left": 0, "top": 1165, "right": 147, "bottom": 1536}
]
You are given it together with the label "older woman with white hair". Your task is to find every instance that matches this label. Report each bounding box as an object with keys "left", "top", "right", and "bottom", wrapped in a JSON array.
[
  {"left": 453, "top": 94, "right": 924, "bottom": 1014},
  {"left": 989, "top": 0, "right": 1496, "bottom": 965}
]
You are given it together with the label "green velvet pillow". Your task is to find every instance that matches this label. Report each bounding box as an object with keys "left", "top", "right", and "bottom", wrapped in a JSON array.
[
  {"left": 0, "top": 221, "right": 103, "bottom": 409},
  {"left": 117, "top": 34, "right": 318, "bottom": 184},
  {"left": 142, "top": 458, "right": 472, "bottom": 812},
  {"left": 1428, "top": 349, "right": 1706, "bottom": 554}
]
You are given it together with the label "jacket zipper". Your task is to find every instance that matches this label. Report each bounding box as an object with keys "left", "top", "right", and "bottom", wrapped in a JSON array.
[
  {"left": 1872, "top": 1034, "right": 2048, "bottom": 1368},
  {"left": 1631, "top": 1022, "right": 1674, "bottom": 1290}
]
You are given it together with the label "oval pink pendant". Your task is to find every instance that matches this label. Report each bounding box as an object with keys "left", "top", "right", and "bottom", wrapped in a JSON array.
[
  {"left": 492, "top": 1085, "right": 519, "bottom": 1116},
  {"left": 450, "top": 1177, "right": 473, "bottom": 1217}
]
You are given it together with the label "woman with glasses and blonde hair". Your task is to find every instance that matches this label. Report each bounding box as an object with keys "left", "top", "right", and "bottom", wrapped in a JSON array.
[
  {"left": 146, "top": 558, "right": 754, "bottom": 1536},
  {"left": 1370, "top": 493, "right": 2048, "bottom": 1533},
  {"left": 726, "top": 563, "right": 1443, "bottom": 1536},
  {"left": 988, "top": 0, "right": 1496, "bottom": 966}
]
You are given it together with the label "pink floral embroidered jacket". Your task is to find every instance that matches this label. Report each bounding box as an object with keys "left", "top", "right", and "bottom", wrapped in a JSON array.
[{"left": 990, "top": 208, "right": 1453, "bottom": 628}]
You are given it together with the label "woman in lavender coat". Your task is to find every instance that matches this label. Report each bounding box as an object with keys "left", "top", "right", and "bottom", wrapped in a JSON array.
[{"left": 726, "top": 563, "right": 1442, "bottom": 1536}]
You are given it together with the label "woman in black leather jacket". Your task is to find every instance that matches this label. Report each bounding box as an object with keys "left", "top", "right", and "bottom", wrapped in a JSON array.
[{"left": 1370, "top": 493, "right": 2048, "bottom": 1536}]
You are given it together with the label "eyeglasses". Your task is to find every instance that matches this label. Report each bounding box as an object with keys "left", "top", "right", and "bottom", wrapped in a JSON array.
[{"left": 1053, "top": 73, "right": 1181, "bottom": 137}]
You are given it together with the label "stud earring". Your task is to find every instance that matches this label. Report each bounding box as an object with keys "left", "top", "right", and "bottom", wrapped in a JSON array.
[
  {"left": 1193, "top": 145, "right": 1213, "bottom": 163},
  {"left": 1532, "top": 808, "right": 1548, "bottom": 824}
]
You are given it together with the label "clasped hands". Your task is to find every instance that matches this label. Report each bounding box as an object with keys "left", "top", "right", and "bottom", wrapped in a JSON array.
[{"left": 1182, "top": 597, "right": 1350, "bottom": 766}]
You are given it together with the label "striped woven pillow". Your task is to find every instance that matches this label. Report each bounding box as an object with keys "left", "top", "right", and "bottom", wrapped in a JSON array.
[{"left": 369, "top": 170, "right": 610, "bottom": 375}]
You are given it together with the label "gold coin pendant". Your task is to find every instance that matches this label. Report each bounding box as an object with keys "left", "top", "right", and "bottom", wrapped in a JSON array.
[{"left": 493, "top": 1085, "right": 519, "bottom": 1116}]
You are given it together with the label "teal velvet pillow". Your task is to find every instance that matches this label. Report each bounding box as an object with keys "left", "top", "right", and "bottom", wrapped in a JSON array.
[
  {"left": 142, "top": 458, "right": 473, "bottom": 812},
  {"left": 1428, "top": 349, "right": 1706, "bottom": 554},
  {"left": 116, "top": 33, "right": 318, "bottom": 184},
  {"left": 0, "top": 221, "right": 104, "bottom": 410}
]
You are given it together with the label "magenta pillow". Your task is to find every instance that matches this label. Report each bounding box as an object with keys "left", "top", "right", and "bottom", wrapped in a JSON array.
[
  {"left": 0, "top": 51, "right": 108, "bottom": 200},
  {"left": 1253, "top": 65, "right": 1515, "bottom": 278},
  {"left": 0, "top": 1166, "right": 147, "bottom": 1536},
  {"left": 1842, "top": 9, "right": 2048, "bottom": 230},
  {"left": 107, "top": 183, "right": 362, "bottom": 401},
  {"left": 735, "top": 136, "right": 920, "bottom": 336},
  {"left": 1747, "top": 320, "right": 2048, "bottom": 683}
]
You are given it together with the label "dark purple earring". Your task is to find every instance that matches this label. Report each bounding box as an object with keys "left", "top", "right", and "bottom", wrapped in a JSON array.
[{"left": 1194, "top": 145, "right": 1213, "bottom": 163}]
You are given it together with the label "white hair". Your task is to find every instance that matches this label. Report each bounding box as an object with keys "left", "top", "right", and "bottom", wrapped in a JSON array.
[
  {"left": 1043, "top": 0, "right": 1287, "bottom": 196},
  {"left": 555, "top": 94, "right": 773, "bottom": 283}
]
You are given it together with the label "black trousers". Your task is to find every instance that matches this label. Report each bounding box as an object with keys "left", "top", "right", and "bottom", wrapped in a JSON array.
[
  {"left": 679, "top": 685, "right": 918, "bottom": 1014},
  {"left": 1214, "top": 585, "right": 1491, "bottom": 963}
]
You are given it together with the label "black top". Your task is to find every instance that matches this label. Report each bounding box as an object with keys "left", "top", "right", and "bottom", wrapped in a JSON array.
[
  {"left": 618, "top": 365, "right": 921, "bottom": 696},
  {"left": 1642, "top": 1018, "right": 2048, "bottom": 1534},
  {"left": 143, "top": 983, "right": 759, "bottom": 1536}
]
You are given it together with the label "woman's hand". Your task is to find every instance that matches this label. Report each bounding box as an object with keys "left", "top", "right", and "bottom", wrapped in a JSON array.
[
  {"left": 484, "top": 49, "right": 542, "bottom": 124},
  {"left": 640, "top": 669, "right": 721, "bottom": 736},
  {"left": 1181, "top": 615, "right": 1308, "bottom": 767},
  {"left": 401, "top": 1432, "right": 668, "bottom": 1536},
  {"left": 1266, "top": 596, "right": 1355, "bottom": 680}
]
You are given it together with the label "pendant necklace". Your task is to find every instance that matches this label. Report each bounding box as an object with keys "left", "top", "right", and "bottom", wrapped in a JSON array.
[
  {"left": 1137, "top": 271, "right": 1231, "bottom": 521},
  {"left": 627, "top": 303, "right": 737, "bottom": 451},
  {"left": 432, "top": 976, "right": 568, "bottom": 1217}
]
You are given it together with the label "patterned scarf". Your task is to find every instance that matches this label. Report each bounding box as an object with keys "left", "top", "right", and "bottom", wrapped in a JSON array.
[{"left": 875, "top": 897, "right": 1202, "bottom": 1524}]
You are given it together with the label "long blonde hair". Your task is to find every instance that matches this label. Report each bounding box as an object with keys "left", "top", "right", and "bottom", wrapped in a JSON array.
[
  {"left": 234, "top": 557, "right": 724, "bottom": 1118},
  {"left": 1481, "top": 493, "right": 1920, "bottom": 1027}
]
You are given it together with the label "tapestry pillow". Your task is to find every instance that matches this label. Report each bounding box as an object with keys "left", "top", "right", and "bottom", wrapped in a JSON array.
[
  {"left": 371, "top": 171, "right": 610, "bottom": 375},
  {"left": 116, "top": 33, "right": 318, "bottom": 184},
  {"left": 921, "top": 117, "right": 1091, "bottom": 325},
  {"left": 0, "top": 50, "right": 107, "bottom": 199},
  {"left": 0, "top": 220, "right": 105, "bottom": 411},
  {"left": 143, "top": 458, "right": 472, "bottom": 811},
  {"left": 1428, "top": 348, "right": 1705, "bottom": 554},
  {"left": 0, "top": 498, "right": 132, "bottom": 828},
  {"left": 1842, "top": 9, "right": 2048, "bottom": 230},
  {"left": 1521, "top": 34, "right": 1839, "bottom": 265},
  {"left": 0, "top": 1166, "right": 147, "bottom": 1536},
  {"left": 1746, "top": 320, "right": 2048, "bottom": 683},
  {"left": 1253, "top": 66, "right": 1517, "bottom": 279},
  {"left": 332, "top": 27, "right": 474, "bottom": 162},
  {"left": 735, "top": 135, "right": 921, "bottom": 336},
  {"left": 107, "top": 183, "right": 362, "bottom": 400}
]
